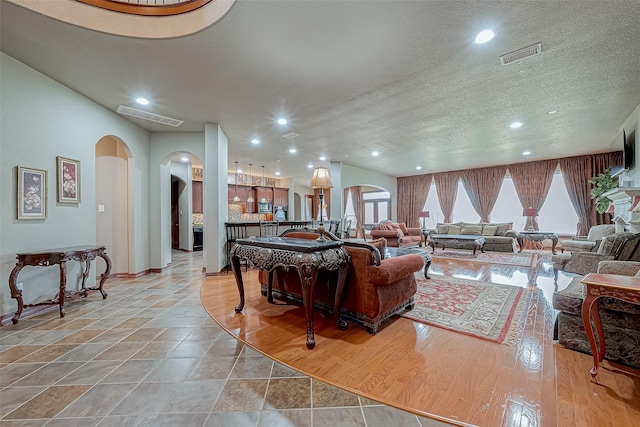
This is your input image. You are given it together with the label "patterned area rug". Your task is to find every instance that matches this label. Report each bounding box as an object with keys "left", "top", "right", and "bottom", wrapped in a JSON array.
[
  {"left": 432, "top": 250, "right": 539, "bottom": 267},
  {"left": 400, "top": 274, "right": 527, "bottom": 344}
]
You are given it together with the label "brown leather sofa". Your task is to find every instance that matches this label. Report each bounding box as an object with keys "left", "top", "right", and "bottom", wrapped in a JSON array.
[
  {"left": 258, "top": 229, "right": 424, "bottom": 334},
  {"left": 369, "top": 220, "right": 424, "bottom": 247}
]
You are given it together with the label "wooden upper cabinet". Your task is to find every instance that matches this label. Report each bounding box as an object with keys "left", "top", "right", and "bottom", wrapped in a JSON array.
[
  {"left": 256, "top": 187, "right": 273, "bottom": 202},
  {"left": 273, "top": 188, "right": 288, "bottom": 206},
  {"left": 192, "top": 181, "right": 203, "bottom": 213}
]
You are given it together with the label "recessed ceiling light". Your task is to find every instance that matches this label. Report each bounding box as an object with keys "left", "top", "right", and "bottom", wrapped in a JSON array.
[
  {"left": 319, "top": 156, "right": 327, "bottom": 161},
  {"left": 289, "top": 148, "right": 297, "bottom": 153},
  {"left": 474, "top": 29, "right": 495, "bottom": 44},
  {"left": 277, "top": 118, "right": 288, "bottom": 125},
  {"left": 251, "top": 139, "right": 260, "bottom": 144},
  {"left": 372, "top": 151, "right": 379, "bottom": 157},
  {"left": 510, "top": 121, "right": 523, "bottom": 129},
  {"left": 522, "top": 151, "right": 532, "bottom": 156},
  {"left": 307, "top": 164, "right": 313, "bottom": 169},
  {"left": 416, "top": 166, "right": 422, "bottom": 170},
  {"left": 275, "top": 171, "right": 281, "bottom": 176},
  {"left": 546, "top": 110, "right": 558, "bottom": 115},
  {"left": 181, "top": 157, "right": 188, "bottom": 162},
  {"left": 136, "top": 97, "right": 149, "bottom": 105}
]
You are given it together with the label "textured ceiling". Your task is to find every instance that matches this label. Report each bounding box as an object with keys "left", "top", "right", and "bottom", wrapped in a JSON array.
[{"left": 1, "top": 1, "right": 639, "bottom": 187}]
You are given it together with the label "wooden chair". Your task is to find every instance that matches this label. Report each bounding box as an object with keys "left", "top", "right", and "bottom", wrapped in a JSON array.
[
  {"left": 327, "top": 220, "right": 341, "bottom": 235},
  {"left": 259, "top": 221, "right": 279, "bottom": 237},
  {"left": 225, "top": 223, "right": 248, "bottom": 272}
]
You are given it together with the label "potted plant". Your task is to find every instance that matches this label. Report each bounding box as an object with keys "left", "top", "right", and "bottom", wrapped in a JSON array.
[{"left": 588, "top": 167, "right": 618, "bottom": 214}]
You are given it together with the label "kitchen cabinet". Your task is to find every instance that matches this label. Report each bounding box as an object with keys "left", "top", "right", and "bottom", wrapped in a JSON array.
[
  {"left": 255, "top": 186, "right": 273, "bottom": 203},
  {"left": 193, "top": 181, "right": 203, "bottom": 213},
  {"left": 273, "top": 188, "right": 288, "bottom": 206}
]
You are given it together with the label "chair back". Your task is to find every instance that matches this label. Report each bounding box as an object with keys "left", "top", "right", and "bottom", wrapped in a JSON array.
[
  {"left": 260, "top": 221, "right": 279, "bottom": 237},
  {"left": 616, "top": 233, "right": 640, "bottom": 261},
  {"left": 289, "top": 221, "right": 310, "bottom": 229},
  {"left": 327, "top": 220, "right": 341, "bottom": 235},
  {"left": 226, "top": 223, "right": 248, "bottom": 242},
  {"left": 342, "top": 219, "right": 353, "bottom": 239}
]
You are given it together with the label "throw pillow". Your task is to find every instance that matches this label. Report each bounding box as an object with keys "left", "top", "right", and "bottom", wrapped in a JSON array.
[
  {"left": 398, "top": 222, "right": 410, "bottom": 235},
  {"left": 391, "top": 223, "right": 404, "bottom": 236},
  {"left": 369, "top": 238, "right": 387, "bottom": 260},
  {"left": 436, "top": 223, "right": 449, "bottom": 234},
  {"left": 460, "top": 224, "right": 482, "bottom": 236},
  {"left": 494, "top": 223, "right": 513, "bottom": 236},
  {"left": 482, "top": 225, "right": 498, "bottom": 236},
  {"left": 448, "top": 225, "right": 462, "bottom": 235},
  {"left": 379, "top": 222, "right": 393, "bottom": 231}
]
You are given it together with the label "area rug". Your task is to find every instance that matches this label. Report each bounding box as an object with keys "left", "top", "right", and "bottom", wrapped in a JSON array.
[
  {"left": 432, "top": 250, "right": 539, "bottom": 267},
  {"left": 400, "top": 274, "right": 527, "bottom": 344}
]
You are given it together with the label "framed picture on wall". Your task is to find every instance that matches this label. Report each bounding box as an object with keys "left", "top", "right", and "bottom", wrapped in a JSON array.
[
  {"left": 56, "top": 156, "right": 81, "bottom": 204},
  {"left": 236, "top": 173, "right": 247, "bottom": 184},
  {"left": 17, "top": 166, "right": 48, "bottom": 220}
]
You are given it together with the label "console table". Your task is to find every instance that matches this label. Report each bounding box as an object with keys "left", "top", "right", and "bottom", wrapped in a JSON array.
[
  {"left": 518, "top": 231, "right": 558, "bottom": 254},
  {"left": 580, "top": 273, "right": 640, "bottom": 377},
  {"left": 230, "top": 236, "right": 350, "bottom": 349},
  {"left": 7, "top": 246, "right": 111, "bottom": 325}
]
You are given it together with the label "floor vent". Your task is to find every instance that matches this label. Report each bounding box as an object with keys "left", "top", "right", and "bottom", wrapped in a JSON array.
[
  {"left": 282, "top": 132, "right": 299, "bottom": 139},
  {"left": 116, "top": 105, "right": 183, "bottom": 127},
  {"left": 500, "top": 42, "right": 542, "bottom": 65}
]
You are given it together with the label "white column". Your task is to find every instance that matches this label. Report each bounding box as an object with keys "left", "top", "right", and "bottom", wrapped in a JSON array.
[
  {"left": 203, "top": 123, "right": 228, "bottom": 275},
  {"left": 329, "top": 161, "right": 343, "bottom": 221}
]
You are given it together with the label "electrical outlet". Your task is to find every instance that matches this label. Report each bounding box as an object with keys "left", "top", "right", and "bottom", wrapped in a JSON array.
[{"left": 16, "top": 282, "right": 23, "bottom": 291}]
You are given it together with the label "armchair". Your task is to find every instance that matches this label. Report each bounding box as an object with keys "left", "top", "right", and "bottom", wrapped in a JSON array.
[
  {"left": 552, "top": 232, "right": 636, "bottom": 276},
  {"left": 552, "top": 259, "right": 640, "bottom": 368},
  {"left": 559, "top": 224, "right": 615, "bottom": 253}
]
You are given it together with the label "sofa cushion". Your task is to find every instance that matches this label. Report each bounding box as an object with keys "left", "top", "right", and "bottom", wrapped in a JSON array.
[
  {"left": 482, "top": 225, "right": 498, "bottom": 236},
  {"left": 494, "top": 223, "right": 513, "bottom": 236},
  {"left": 379, "top": 222, "right": 394, "bottom": 231},
  {"left": 390, "top": 223, "right": 404, "bottom": 236},
  {"left": 369, "top": 238, "right": 387, "bottom": 260},
  {"left": 398, "top": 222, "right": 409, "bottom": 235},
  {"left": 448, "top": 224, "right": 461, "bottom": 235},
  {"left": 436, "top": 223, "right": 449, "bottom": 234},
  {"left": 460, "top": 223, "right": 482, "bottom": 236}
]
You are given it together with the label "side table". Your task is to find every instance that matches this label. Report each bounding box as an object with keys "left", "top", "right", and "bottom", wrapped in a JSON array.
[
  {"left": 518, "top": 231, "right": 558, "bottom": 255},
  {"left": 580, "top": 273, "right": 640, "bottom": 377}
]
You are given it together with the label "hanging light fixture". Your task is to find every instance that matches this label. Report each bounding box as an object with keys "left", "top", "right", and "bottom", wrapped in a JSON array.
[
  {"left": 260, "top": 166, "right": 267, "bottom": 203},
  {"left": 233, "top": 161, "right": 241, "bottom": 202},
  {"left": 247, "top": 163, "right": 254, "bottom": 203}
]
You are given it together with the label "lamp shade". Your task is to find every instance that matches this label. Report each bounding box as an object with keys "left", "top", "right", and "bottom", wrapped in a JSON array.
[
  {"left": 308, "top": 166, "right": 334, "bottom": 189},
  {"left": 523, "top": 207, "right": 538, "bottom": 216},
  {"left": 419, "top": 211, "right": 430, "bottom": 218}
]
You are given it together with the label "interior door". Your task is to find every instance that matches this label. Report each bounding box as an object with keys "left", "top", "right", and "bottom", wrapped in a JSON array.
[{"left": 171, "top": 178, "right": 179, "bottom": 249}]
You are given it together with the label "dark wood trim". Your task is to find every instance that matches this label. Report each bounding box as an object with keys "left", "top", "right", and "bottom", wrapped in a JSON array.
[{"left": 77, "top": 0, "right": 212, "bottom": 16}]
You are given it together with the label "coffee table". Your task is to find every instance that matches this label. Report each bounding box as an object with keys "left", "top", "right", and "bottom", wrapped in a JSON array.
[
  {"left": 428, "top": 234, "right": 486, "bottom": 256},
  {"left": 385, "top": 246, "right": 431, "bottom": 279},
  {"left": 518, "top": 231, "right": 558, "bottom": 254}
]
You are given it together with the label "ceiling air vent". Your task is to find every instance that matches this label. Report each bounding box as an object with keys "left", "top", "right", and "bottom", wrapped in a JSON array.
[
  {"left": 282, "top": 132, "right": 299, "bottom": 139},
  {"left": 500, "top": 42, "right": 542, "bottom": 65},
  {"left": 116, "top": 105, "right": 183, "bottom": 127}
]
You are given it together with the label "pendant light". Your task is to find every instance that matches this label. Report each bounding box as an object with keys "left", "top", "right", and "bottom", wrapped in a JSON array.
[
  {"left": 259, "top": 166, "right": 267, "bottom": 203},
  {"left": 247, "top": 163, "right": 254, "bottom": 203},
  {"left": 233, "top": 161, "right": 241, "bottom": 202}
]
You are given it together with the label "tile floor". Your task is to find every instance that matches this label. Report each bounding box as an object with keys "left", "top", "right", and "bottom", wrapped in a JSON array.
[{"left": 0, "top": 251, "right": 448, "bottom": 427}]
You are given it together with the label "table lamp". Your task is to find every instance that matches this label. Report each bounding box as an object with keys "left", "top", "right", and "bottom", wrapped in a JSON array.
[
  {"left": 523, "top": 207, "right": 538, "bottom": 231},
  {"left": 309, "top": 166, "right": 333, "bottom": 241},
  {"left": 419, "top": 211, "right": 430, "bottom": 229}
]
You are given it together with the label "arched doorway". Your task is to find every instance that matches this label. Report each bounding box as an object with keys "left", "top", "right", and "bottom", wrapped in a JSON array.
[{"left": 95, "top": 136, "right": 134, "bottom": 276}]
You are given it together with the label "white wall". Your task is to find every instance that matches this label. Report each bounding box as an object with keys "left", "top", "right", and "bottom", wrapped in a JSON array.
[
  {"left": 0, "top": 53, "right": 150, "bottom": 317},
  {"left": 617, "top": 105, "right": 640, "bottom": 186},
  {"left": 338, "top": 163, "right": 397, "bottom": 220}
]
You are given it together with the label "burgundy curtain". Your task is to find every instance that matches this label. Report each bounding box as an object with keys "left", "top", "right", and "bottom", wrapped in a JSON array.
[
  {"left": 460, "top": 166, "right": 507, "bottom": 222},
  {"left": 397, "top": 174, "right": 433, "bottom": 228},
  {"left": 559, "top": 156, "right": 593, "bottom": 236},
  {"left": 434, "top": 171, "right": 459, "bottom": 223},
  {"left": 509, "top": 160, "right": 558, "bottom": 230}
]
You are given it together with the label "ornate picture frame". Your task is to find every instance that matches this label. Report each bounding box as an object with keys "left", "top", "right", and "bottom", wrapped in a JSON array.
[
  {"left": 56, "top": 156, "right": 81, "bottom": 204},
  {"left": 17, "top": 166, "right": 48, "bottom": 220}
]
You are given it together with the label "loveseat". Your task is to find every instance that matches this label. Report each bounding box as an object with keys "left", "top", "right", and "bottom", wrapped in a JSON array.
[
  {"left": 257, "top": 229, "right": 424, "bottom": 334},
  {"left": 552, "top": 260, "right": 640, "bottom": 368},
  {"left": 368, "top": 220, "right": 424, "bottom": 247},
  {"left": 427, "top": 222, "right": 519, "bottom": 253}
]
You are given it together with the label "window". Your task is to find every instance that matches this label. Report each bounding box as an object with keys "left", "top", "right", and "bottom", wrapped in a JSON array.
[{"left": 363, "top": 191, "right": 390, "bottom": 224}]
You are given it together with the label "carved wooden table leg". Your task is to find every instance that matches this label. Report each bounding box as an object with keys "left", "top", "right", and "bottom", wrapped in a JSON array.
[
  {"left": 81, "top": 260, "right": 91, "bottom": 297},
  {"left": 59, "top": 261, "right": 67, "bottom": 318},
  {"left": 297, "top": 257, "right": 319, "bottom": 350},
  {"left": 581, "top": 292, "right": 601, "bottom": 377},
  {"left": 231, "top": 248, "right": 245, "bottom": 313},
  {"left": 8, "top": 263, "right": 25, "bottom": 324},
  {"left": 267, "top": 270, "right": 275, "bottom": 304}
]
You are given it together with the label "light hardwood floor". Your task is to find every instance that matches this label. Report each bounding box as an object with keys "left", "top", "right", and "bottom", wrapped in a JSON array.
[{"left": 201, "top": 249, "right": 640, "bottom": 427}]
